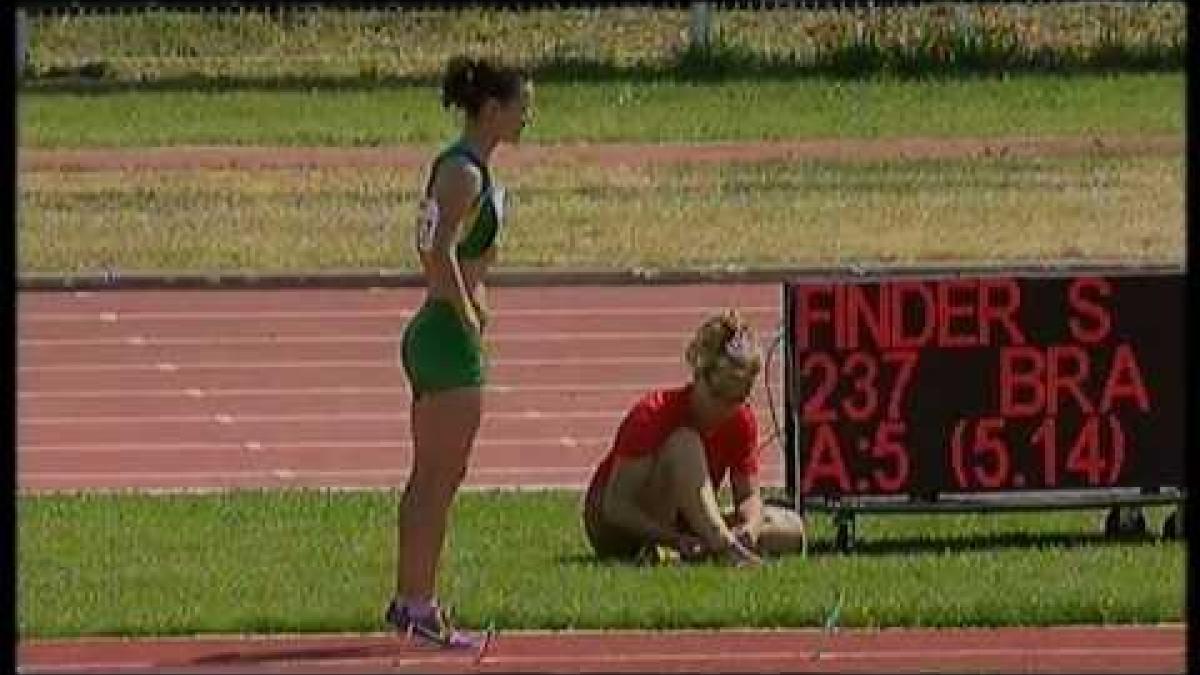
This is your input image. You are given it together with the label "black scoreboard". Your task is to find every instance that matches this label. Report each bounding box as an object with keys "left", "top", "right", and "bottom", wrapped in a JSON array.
[{"left": 783, "top": 271, "right": 1184, "bottom": 500}]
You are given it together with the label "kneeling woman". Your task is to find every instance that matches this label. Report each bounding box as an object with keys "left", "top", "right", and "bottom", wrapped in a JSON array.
[{"left": 583, "top": 310, "right": 807, "bottom": 566}]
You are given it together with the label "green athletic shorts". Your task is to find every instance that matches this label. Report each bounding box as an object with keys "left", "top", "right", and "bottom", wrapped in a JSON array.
[{"left": 401, "top": 298, "right": 486, "bottom": 398}]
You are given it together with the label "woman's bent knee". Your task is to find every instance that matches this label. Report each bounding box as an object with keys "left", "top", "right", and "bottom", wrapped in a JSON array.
[
  {"left": 658, "top": 428, "right": 709, "bottom": 478},
  {"left": 663, "top": 427, "right": 704, "bottom": 451},
  {"left": 583, "top": 506, "right": 644, "bottom": 560}
]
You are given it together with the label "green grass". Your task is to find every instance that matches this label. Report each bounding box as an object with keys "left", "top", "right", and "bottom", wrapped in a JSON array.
[
  {"left": 17, "top": 490, "right": 1183, "bottom": 638},
  {"left": 18, "top": 155, "right": 1184, "bottom": 275},
  {"left": 18, "top": 74, "right": 1184, "bottom": 148}
]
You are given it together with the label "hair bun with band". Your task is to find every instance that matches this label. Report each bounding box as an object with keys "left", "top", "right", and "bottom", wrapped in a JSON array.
[{"left": 723, "top": 326, "right": 756, "bottom": 362}]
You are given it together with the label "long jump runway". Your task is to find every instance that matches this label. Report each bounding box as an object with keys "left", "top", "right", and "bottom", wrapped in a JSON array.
[{"left": 16, "top": 283, "right": 1183, "bottom": 673}]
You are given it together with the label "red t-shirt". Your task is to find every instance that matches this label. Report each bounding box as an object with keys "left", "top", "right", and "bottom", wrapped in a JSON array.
[{"left": 585, "top": 385, "right": 759, "bottom": 508}]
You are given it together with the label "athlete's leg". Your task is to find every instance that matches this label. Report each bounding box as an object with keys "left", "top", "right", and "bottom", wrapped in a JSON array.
[
  {"left": 653, "top": 428, "right": 737, "bottom": 553},
  {"left": 396, "top": 386, "right": 482, "bottom": 603}
]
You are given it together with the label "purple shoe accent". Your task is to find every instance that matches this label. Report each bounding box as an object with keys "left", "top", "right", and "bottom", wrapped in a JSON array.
[{"left": 385, "top": 599, "right": 479, "bottom": 650}]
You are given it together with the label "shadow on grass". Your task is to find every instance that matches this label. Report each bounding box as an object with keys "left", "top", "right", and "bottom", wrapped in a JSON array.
[
  {"left": 554, "top": 529, "right": 1168, "bottom": 567},
  {"left": 803, "top": 529, "right": 1166, "bottom": 558},
  {"left": 20, "top": 50, "right": 1183, "bottom": 95},
  {"left": 554, "top": 552, "right": 641, "bottom": 567}
]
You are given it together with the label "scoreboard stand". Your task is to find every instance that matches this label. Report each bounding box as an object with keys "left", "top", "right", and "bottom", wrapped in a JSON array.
[
  {"left": 791, "top": 489, "right": 1184, "bottom": 554},
  {"left": 780, "top": 266, "right": 1185, "bottom": 554}
]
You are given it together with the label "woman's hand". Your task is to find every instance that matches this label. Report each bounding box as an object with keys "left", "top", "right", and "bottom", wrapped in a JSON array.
[
  {"left": 730, "top": 523, "right": 757, "bottom": 551},
  {"left": 719, "top": 538, "right": 764, "bottom": 567}
]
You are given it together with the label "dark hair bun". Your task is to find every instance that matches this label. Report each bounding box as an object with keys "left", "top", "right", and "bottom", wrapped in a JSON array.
[{"left": 441, "top": 56, "right": 524, "bottom": 117}]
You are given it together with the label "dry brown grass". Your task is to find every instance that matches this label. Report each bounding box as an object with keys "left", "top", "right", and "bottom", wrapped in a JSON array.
[{"left": 18, "top": 155, "right": 1183, "bottom": 274}]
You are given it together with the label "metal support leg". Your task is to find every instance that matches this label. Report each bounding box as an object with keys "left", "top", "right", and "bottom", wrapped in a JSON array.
[{"left": 834, "top": 509, "right": 856, "bottom": 553}]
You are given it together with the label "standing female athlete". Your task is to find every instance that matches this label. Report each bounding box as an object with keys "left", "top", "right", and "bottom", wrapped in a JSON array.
[
  {"left": 386, "top": 56, "right": 533, "bottom": 649},
  {"left": 583, "top": 310, "right": 808, "bottom": 566}
]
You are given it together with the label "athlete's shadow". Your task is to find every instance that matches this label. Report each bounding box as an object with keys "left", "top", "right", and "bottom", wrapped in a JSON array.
[
  {"left": 180, "top": 640, "right": 438, "bottom": 668},
  {"left": 554, "top": 552, "right": 655, "bottom": 567}
]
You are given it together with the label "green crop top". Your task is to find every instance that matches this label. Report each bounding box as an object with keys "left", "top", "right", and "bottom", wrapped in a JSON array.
[{"left": 423, "top": 141, "right": 504, "bottom": 259}]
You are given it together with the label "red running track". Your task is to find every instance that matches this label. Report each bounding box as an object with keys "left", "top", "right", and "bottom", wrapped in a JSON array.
[
  {"left": 17, "top": 283, "right": 785, "bottom": 492},
  {"left": 18, "top": 626, "right": 1185, "bottom": 673},
  {"left": 17, "top": 283, "right": 1186, "bottom": 673}
]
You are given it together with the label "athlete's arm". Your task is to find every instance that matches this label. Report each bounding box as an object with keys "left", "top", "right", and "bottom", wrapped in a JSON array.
[
  {"left": 729, "top": 471, "right": 764, "bottom": 542},
  {"left": 417, "top": 158, "right": 483, "bottom": 337},
  {"left": 728, "top": 409, "right": 764, "bottom": 543}
]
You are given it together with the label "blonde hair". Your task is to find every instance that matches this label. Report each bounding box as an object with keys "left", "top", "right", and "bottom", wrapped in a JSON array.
[{"left": 685, "top": 309, "right": 762, "bottom": 379}]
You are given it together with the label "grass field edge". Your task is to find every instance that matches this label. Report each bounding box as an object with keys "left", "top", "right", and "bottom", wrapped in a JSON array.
[{"left": 16, "top": 259, "right": 1186, "bottom": 291}]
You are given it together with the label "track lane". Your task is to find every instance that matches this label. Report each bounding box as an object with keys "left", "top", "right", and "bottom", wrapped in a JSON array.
[
  {"left": 17, "top": 284, "right": 785, "bottom": 492},
  {"left": 18, "top": 625, "right": 1186, "bottom": 673}
]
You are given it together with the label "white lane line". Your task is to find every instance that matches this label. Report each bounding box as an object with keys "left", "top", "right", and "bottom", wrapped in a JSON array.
[
  {"left": 474, "top": 646, "right": 1186, "bottom": 666},
  {"left": 20, "top": 356, "right": 687, "bottom": 372},
  {"left": 241, "top": 441, "right": 263, "bottom": 451},
  {"left": 19, "top": 437, "right": 613, "bottom": 453},
  {"left": 17, "top": 624, "right": 1182, "bottom": 640},
  {"left": 21, "top": 305, "right": 777, "bottom": 323},
  {"left": 17, "top": 482, "right": 658, "bottom": 495},
  {"left": 19, "top": 382, "right": 781, "bottom": 400},
  {"left": 20, "top": 466, "right": 601, "bottom": 482},
  {"left": 271, "top": 469, "right": 296, "bottom": 480},
  {"left": 17, "top": 661, "right": 157, "bottom": 673},
  {"left": 20, "top": 471, "right": 787, "bottom": 494},
  {"left": 433, "top": 643, "right": 1172, "bottom": 665},
  {"left": 15, "top": 383, "right": 652, "bottom": 399},
  {"left": 20, "top": 409, "right": 660, "bottom": 425},
  {"left": 124, "top": 335, "right": 147, "bottom": 346},
  {"left": 14, "top": 645, "right": 1183, "bottom": 673},
  {"left": 19, "top": 331, "right": 702, "bottom": 347}
]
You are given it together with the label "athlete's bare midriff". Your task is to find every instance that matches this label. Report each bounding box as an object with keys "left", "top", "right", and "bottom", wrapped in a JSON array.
[{"left": 422, "top": 247, "right": 495, "bottom": 320}]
